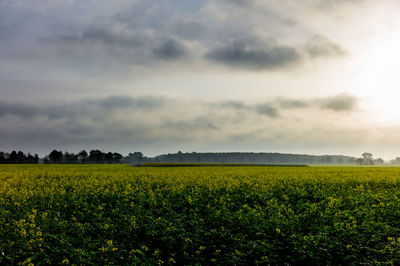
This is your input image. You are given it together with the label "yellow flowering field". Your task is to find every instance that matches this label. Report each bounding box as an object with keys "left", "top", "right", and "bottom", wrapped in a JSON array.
[{"left": 1, "top": 165, "right": 400, "bottom": 264}]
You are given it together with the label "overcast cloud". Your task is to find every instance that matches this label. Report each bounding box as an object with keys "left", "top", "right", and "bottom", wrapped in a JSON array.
[{"left": 1, "top": 0, "right": 400, "bottom": 158}]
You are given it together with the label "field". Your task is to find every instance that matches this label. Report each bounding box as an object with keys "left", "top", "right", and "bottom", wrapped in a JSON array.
[{"left": 1, "top": 165, "right": 400, "bottom": 265}]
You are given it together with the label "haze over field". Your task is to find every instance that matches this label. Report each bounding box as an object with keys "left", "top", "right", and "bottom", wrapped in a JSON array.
[{"left": 1, "top": 0, "right": 400, "bottom": 158}]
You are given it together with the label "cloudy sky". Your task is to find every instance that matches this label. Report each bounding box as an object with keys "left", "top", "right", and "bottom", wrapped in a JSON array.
[{"left": 2, "top": 0, "right": 400, "bottom": 159}]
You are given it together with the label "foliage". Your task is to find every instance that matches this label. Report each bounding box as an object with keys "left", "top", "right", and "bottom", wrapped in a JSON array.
[
  {"left": 0, "top": 151, "right": 39, "bottom": 164},
  {"left": 1, "top": 165, "right": 400, "bottom": 264},
  {"left": 44, "top": 150, "right": 123, "bottom": 164}
]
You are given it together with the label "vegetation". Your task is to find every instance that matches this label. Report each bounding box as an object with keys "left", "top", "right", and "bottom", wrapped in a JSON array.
[
  {"left": 2, "top": 165, "right": 400, "bottom": 264},
  {"left": 44, "top": 150, "right": 123, "bottom": 164},
  {"left": 0, "top": 151, "right": 39, "bottom": 164},
  {"left": 0, "top": 150, "right": 123, "bottom": 164},
  {"left": 136, "top": 163, "right": 309, "bottom": 167},
  {"left": 0, "top": 150, "right": 392, "bottom": 165},
  {"left": 126, "top": 151, "right": 357, "bottom": 165}
]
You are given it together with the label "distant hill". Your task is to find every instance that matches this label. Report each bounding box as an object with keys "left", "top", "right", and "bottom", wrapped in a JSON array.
[{"left": 123, "top": 152, "right": 357, "bottom": 165}]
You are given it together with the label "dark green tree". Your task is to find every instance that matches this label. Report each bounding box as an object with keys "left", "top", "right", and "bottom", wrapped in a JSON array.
[
  {"left": 105, "top": 152, "right": 114, "bottom": 164},
  {"left": 113, "top": 153, "right": 123, "bottom": 163},
  {"left": 89, "top": 150, "right": 104, "bottom": 164},
  {"left": 78, "top": 150, "right": 88, "bottom": 164},
  {"left": 49, "top": 150, "right": 63, "bottom": 163}
]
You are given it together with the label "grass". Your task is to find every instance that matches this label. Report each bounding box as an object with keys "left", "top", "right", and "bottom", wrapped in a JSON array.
[{"left": 135, "top": 162, "right": 309, "bottom": 167}]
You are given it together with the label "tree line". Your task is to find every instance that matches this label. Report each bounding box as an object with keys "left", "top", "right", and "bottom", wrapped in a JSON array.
[
  {"left": 43, "top": 150, "right": 123, "bottom": 164},
  {"left": 125, "top": 151, "right": 357, "bottom": 164},
  {"left": 0, "top": 150, "right": 399, "bottom": 165},
  {"left": 0, "top": 150, "right": 123, "bottom": 164},
  {"left": 355, "top": 152, "right": 384, "bottom": 165},
  {"left": 0, "top": 151, "right": 39, "bottom": 164}
]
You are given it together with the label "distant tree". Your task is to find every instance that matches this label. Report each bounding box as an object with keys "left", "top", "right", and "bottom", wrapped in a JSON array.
[
  {"left": 9, "top": 151, "right": 18, "bottom": 164},
  {"left": 0, "top": 151, "right": 39, "bottom": 164},
  {"left": 34, "top": 154, "right": 39, "bottom": 164},
  {"left": 391, "top": 157, "right": 400, "bottom": 164},
  {"left": 64, "top": 152, "right": 78, "bottom": 164},
  {"left": 17, "top": 151, "right": 27, "bottom": 163},
  {"left": 361, "top": 152, "right": 374, "bottom": 165},
  {"left": 49, "top": 150, "right": 63, "bottom": 163},
  {"left": 356, "top": 158, "right": 363, "bottom": 165},
  {"left": 0, "top": 152, "right": 6, "bottom": 163},
  {"left": 128, "top": 152, "right": 144, "bottom": 163},
  {"left": 89, "top": 150, "right": 104, "bottom": 164},
  {"left": 78, "top": 150, "right": 88, "bottom": 164},
  {"left": 43, "top": 156, "right": 50, "bottom": 164},
  {"left": 326, "top": 156, "right": 333, "bottom": 164},
  {"left": 105, "top": 152, "right": 114, "bottom": 164},
  {"left": 26, "top": 153, "right": 35, "bottom": 164},
  {"left": 348, "top": 157, "right": 356, "bottom": 164},
  {"left": 113, "top": 153, "right": 123, "bottom": 163},
  {"left": 374, "top": 158, "right": 384, "bottom": 165}
]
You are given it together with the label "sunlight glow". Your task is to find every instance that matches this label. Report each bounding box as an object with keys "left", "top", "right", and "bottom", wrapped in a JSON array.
[{"left": 354, "top": 27, "right": 400, "bottom": 122}]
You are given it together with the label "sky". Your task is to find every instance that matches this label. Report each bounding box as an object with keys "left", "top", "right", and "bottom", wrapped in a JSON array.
[{"left": 2, "top": 0, "right": 400, "bottom": 159}]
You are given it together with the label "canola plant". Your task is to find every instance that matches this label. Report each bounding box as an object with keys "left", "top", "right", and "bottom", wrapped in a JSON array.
[{"left": 1, "top": 165, "right": 400, "bottom": 264}]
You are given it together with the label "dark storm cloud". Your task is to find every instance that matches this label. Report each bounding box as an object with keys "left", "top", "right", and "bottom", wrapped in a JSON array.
[
  {"left": 0, "top": 0, "right": 348, "bottom": 75},
  {"left": 0, "top": 0, "right": 391, "bottom": 157},
  {"left": 205, "top": 34, "right": 346, "bottom": 70},
  {"left": 152, "top": 39, "right": 187, "bottom": 60},
  {"left": 52, "top": 24, "right": 154, "bottom": 66},
  {"left": 4, "top": 94, "right": 361, "bottom": 147},
  {"left": 0, "top": 96, "right": 166, "bottom": 120},
  {"left": 53, "top": 23, "right": 191, "bottom": 66},
  {"left": 0, "top": 100, "right": 40, "bottom": 118},
  {"left": 205, "top": 37, "right": 301, "bottom": 70},
  {"left": 59, "top": 26, "right": 145, "bottom": 47},
  {"left": 212, "top": 93, "right": 358, "bottom": 116}
]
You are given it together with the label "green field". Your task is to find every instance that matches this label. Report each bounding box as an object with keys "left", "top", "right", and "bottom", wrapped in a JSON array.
[
  {"left": 1, "top": 165, "right": 400, "bottom": 265},
  {"left": 135, "top": 162, "right": 309, "bottom": 167}
]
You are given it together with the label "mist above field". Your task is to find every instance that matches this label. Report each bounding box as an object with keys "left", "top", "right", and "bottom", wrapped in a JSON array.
[{"left": 1, "top": 0, "right": 400, "bottom": 159}]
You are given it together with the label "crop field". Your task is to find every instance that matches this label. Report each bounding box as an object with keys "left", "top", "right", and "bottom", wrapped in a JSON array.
[{"left": 1, "top": 165, "right": 400, "bottom": 265}]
